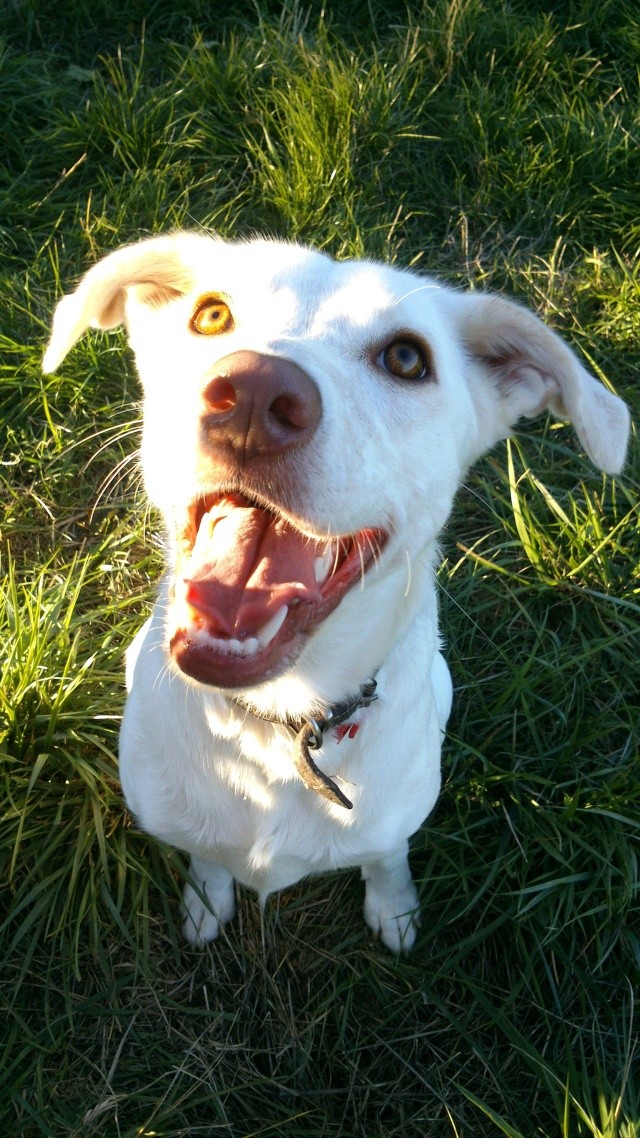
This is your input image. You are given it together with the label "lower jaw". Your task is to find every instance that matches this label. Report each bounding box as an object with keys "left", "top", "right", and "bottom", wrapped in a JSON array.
[{"left": 170, "top": 625, "right": 306, "bottom": 689}]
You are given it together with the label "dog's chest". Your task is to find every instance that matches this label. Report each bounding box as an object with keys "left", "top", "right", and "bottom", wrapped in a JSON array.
[
  {"left": 121, "top": 612, "right": 446, "bottom": 895},
  {"left": 191, "top": 728, "right": 380, "bottom": 894},
  {"left": 122, "top": 671, "right": 375, "bottom": 882},
  {"left": 199, "top": 712, "right": 369, "bottom": 855}
]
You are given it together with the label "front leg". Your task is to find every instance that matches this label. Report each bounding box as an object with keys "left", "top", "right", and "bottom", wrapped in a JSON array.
[
  {"left": 180, "top": 855, "right": 236, "bottom": 946},
  {"left": 361, "top": 843, "right": 419, "bottom": 953}
]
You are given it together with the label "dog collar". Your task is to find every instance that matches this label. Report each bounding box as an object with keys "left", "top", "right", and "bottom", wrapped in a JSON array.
[{"left": 229, "top": 677, "right": 379, "bottom": 810}]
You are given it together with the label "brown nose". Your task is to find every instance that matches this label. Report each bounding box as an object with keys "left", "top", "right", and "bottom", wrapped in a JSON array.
[{"left": 201, "top": 350, "right": 322, "bottom": 465}]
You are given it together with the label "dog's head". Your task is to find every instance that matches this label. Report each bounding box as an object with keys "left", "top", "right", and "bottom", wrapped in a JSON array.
[{"left": 44, "top": 233, "right": 630, "bottom": 702}]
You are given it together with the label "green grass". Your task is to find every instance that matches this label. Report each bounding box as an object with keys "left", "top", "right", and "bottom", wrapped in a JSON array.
[{"left": 1, "top": 1, "right": 639, "bottom": 1134}]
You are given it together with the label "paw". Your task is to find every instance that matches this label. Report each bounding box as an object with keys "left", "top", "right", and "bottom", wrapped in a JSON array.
[
  {"left": 363, "top": 883, "right": 420, "bottom": 954},
  {"left": 180, "top": 877, "right": 236, "bottom": 946}
]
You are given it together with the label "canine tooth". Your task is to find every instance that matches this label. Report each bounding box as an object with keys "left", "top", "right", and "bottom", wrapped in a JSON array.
[
  {"left": 314, "top": 546, "right": 333, "bottom": 584},
  {"left": 192, "top": 509, "right": 216, "bottom": 558},
  {"left": 256, "top": 604, "right": 288, "bottom": 648}
]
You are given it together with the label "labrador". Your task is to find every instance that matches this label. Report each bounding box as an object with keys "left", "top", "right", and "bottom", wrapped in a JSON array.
[{"left": 43, "top": 233, "right": 630, "bottom": 951}]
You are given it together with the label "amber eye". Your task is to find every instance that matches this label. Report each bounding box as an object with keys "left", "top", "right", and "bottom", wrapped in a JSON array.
[
  {"left": 190, "top": 297, "right": 234, "bottom": 336},
  {"left": 379, "top": 338, "right": 431, "bottom": 381}
]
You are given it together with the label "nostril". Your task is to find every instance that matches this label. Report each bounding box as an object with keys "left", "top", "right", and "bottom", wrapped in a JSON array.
[
  {"left": 205, "top": 378, "right": 236, "bottom": 413},
  {"left": 269, "top": 394, "right": 308, "bottom": 430}
]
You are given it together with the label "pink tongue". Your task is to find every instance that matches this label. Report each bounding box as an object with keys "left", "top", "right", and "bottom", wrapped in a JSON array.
[{"left": 185, "top": 501, "right": 323, "bottom": 636}]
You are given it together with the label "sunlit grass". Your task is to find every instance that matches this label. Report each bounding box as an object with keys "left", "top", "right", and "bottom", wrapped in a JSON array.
[{"left": 1, "top": 1, "right": 638, "bottom": 1134}]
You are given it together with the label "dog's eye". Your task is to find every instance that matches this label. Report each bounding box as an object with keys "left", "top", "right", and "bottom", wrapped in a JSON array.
[
  {"left": 190, "top": 297, "right": 234, "bottom": 336},
  {"left": 378, "top": 339, "right": 431, "bottom": 381}
]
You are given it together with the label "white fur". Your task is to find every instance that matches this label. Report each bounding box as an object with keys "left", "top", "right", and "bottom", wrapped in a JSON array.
[{"left": 44, "top": 233, "right": 630, "bottom": 952}]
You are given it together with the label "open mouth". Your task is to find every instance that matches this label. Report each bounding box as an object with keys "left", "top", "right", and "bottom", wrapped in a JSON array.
[{"left": 169, "top": 491, "right": 387, "bottom": 688}]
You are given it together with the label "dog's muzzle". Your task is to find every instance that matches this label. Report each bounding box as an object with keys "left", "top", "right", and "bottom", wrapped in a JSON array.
[{"left": 169, "top": 351, "right": 387, "bottom": 691}]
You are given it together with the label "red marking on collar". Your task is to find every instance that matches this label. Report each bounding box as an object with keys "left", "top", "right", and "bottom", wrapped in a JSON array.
[{"left": 334, "top": 722, "right": 359, "bottom": 743}]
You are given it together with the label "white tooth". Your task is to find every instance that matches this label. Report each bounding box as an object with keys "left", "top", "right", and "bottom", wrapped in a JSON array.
[
  {"left": 256, "top": 604, "right": 288, "bottom": 648},
  {"left": 314, "top": 546, "right": 333, "bottom": 585},
  {"left": 197, "top": 630, "right": 260, "bottom": 656},
  {"left": 192, "top": 510, "right": 215, "bottom": 559}
]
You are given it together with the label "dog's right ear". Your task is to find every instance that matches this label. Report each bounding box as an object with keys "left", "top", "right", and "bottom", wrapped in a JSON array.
[{"left": 42, "top": 235, "right": 196, "bottom": 372}]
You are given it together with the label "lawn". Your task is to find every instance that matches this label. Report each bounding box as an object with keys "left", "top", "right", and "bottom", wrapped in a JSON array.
[{"left": 1, "top": 1, "right": 639, "bottom": 1134}]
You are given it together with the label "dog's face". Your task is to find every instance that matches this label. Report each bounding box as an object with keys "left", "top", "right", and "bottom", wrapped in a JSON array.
[
  {"left": 44, "top": 234, "right": 629, "bottom": 696},
  {"left": 125, "top": 241, "right": 482, "bottom": 693}
]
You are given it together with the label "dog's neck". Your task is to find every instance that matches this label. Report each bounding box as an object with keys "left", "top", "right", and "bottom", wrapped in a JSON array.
[
  {"left": 229, "top": 674, "right": 378, "bottom": 733},
  {"left": 228, "top": 675, "right": 379, "bottom": 810}
]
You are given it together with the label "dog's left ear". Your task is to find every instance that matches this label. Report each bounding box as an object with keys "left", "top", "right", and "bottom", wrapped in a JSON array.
[
  {"left": 448, "top": 291, "right": 630, "bottom": 474},
  {"left": 43, "top": 234, "right": 197, "bottom": 373}
]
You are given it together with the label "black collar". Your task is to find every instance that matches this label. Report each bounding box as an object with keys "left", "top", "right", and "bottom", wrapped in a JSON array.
[{"left": 229, "top": 677, "right": 379, "bottom": 810}]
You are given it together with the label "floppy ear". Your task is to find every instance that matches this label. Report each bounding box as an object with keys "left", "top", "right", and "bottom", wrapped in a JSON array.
[
  {"left": 449, "top": 291, "right": 630, "bottom": 474},
  {"left": 42, "top": 234, "right": 197, "bottom": 373}
]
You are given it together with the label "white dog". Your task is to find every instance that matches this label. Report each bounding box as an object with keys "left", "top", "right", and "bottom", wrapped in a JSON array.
[{"left": 43, "top": 234, "right": 630, "bottom": 952}]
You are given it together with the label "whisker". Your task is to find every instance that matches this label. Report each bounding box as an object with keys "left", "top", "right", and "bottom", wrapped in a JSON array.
[
  {"left": 61, "top": 413, "right": 142, "bottom": 459},
  {"left": 404, "top": 549, "right": 412, "bottom": 598},
  {"left": 437, "top": 581, "right": 506, "bottom": 658},
  {"left": 362, "top": 530, "right": 383, "bottom": 571},
  {"left": 153, "top": 658, "right": 176, "bottom": 692},
  {"left": 458, "top": 480, "right": 490, "bottom": 506},
  {"left": 357, "top": 537, "right": 366, "bottom": 587},
  {"left": 390, "top": 282, "right": 440, "bottom": 309},
  {"left": 332, "top": 536, "right": 342, "bottom": 577},
  {"left": 82, "top": 423, "right": 142, "bottom": 469},
  {"left": 89, "top": 453, "right": 142, "bottom": 522}
]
